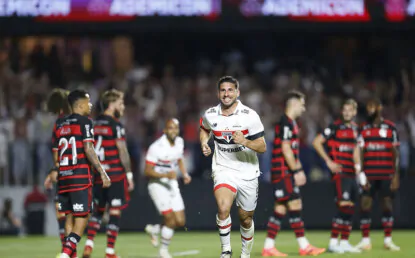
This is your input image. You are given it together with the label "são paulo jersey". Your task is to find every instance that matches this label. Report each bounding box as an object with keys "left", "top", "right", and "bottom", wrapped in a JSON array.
[
  {"left": 200, "top": 100, "right": 265, "bottom": 180},
  {"left": 145, "top": 134, "right": 184, "bottom": 185}
]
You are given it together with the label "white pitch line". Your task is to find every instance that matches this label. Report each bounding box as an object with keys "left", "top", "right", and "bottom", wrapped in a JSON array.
[{"left": 172, "top": 250, "right": 200, "bottom": 256}]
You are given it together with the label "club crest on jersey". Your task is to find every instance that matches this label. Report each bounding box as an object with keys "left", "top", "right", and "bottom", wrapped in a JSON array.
[{"left": 222, "top": 131, "right": 233, "bottom": 143}]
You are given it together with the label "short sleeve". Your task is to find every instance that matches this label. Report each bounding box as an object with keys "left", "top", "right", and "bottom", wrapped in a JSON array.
[
  {"left": 115, "top": 123, "right": 126, "bottom": 141},
  {"left": 200, "top": 115, "right": 211, "bottom": 131},
  {"left": 80, "top": 118, "right": 94, "bottom": 142},
  {"left": 145, "top": 144, "right": 158, "bottom": 165},
  {"left": 279, "top": 118, "right": 293, "bottom": 141},
  {"left": 247, "top": 112, "right": 265, "bottom": 140},
  {"left": 321, "top": 123, "right": 336, "bottom": 140},
  {"left": 392, "top": 127, "right": 400, "bottom": 146}
]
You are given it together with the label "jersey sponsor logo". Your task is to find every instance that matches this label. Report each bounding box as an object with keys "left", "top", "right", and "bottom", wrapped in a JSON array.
[
  {"left": 367, "top": 143, "right": 386, "bottom": 150},
  {"left": 207, "top": 108, "right": 216, "bottom": 114},
  {"left": 111, "top": 199, "right": 122, "bottom": 207},
  {"left": 275, "top": 189, "right": 284, "bottom": 197},
  {"left": 217, "top": 145, "right": 246, "bottom": 153},
  {"left": 59, "top": 170, "right": 74, "bottom": 176},
  {"left": 339, "top": 145, "right": 354, "bottom": 152},
  {"left": 73, "top": 203, "right": 84, "bottom": 212}
]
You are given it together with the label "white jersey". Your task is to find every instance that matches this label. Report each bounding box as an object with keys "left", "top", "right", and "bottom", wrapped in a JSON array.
[
  {"left": 200, "top": 100, "right": 265, "bottom": 180},
  {"left": 145, "top": 134, "right": 184, "bottom": 186}
]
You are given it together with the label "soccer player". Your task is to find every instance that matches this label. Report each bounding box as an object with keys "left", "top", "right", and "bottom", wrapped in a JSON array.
[
  {"left": 313, "top": 99, "right": 366, "bottom": 253},
  {"left": 200, "top": 76, "right": 266, "bottom": 258},
  {"left": 144, "top": 118, "right": 192, "bottom": 258},
  {"left": 355, "top": 98, "right": 400, "bottom": 251},
  {"left": 261, "top": 91, "right": 325, "bottom": 257},
  {"left": 82, "top": 89, "right": 134, "bottom": 258},
  {"left": 55, "top": 89, "right": 111, "bottom": 258},
  {"left": 43, "top": 89, "right": 74, "bottom": 258}
]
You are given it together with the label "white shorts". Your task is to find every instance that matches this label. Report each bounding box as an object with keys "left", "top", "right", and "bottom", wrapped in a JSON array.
[
  {"left": 148, "top": 181, "right": 185, "bottom": 215},
  {"left": 212, "top": 171, "right": 259, "bottom": 212}
]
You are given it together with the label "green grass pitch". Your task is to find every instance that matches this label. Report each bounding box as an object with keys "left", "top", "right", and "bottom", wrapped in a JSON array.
[{"left": 0, "top": 230, "right": 414, "bottom": 257}]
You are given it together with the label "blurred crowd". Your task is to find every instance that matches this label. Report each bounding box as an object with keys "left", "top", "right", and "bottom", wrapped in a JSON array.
[{"left": 0, "top": 35, "right": 415, "bottom": 186}]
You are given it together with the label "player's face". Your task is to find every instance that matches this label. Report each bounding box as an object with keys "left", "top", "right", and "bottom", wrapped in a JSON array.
[
  {"left": 218, "top": 82, "right": 239, "bottom": 108},
  {"left": 342, "top": 104, "right": 356, "bottom": 122},
  {"left": 79, "top": 96, "right": 92, "bottom": 116},
  {"left": 113, "top": 97, "right": 125, "bottom": 118},
  {"left": 366, "top": 101, "right": 381, "bottom": 121},
  {"left": 164, "top": 120, "right": 180, "bottom": 142},
  {"left": 294, "top": 98, "right": 306, "bottom": 117}
]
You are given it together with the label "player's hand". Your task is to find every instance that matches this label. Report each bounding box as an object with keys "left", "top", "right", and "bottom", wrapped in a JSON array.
[
  {"left": 101, "top": 172, "right": 111, "bottom": 188},
  {"left": 183, "top": 174, "right": 192, "bottom": 185},
  {"left": 166, "top": 171, "right": 177, "bottom": 180},
  {"left": 127, "top": 178, "right": 135, "bottom": 191},
  {"left": 294, "top": 171, "right": 307, "bottom": 186},
  {"left": 326, "top": 160, "right": 342, "bottom": 174},
  {"left": 232, "top": 131, "right": 247, "bottom": 145},
  {"left": 391, "top": 175, "right": 400, "bottom": 191},
  {"left": 357, "top": 172, "right": 368, "bottom": 186},
  {"left": 44, "top": 170, "right": 58, "bottom": 189},
  {"left": 201, "top": 143, "right": 212, "bottom": 156}
]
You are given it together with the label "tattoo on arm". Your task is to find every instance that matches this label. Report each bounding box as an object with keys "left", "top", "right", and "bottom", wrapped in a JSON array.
[
  {"left": 84, "top": 141, "right": 105, "bottom": 174},
  {"left": 117, "top": 140, "right": 132, "bottom": 172}
]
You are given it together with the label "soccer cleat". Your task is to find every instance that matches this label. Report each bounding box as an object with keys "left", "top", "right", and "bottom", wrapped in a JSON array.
[
  {"left": 82, "top": 245, "right": 93, "bottom": 258},
  {"left": 327, "top": 245, "right": 344, "bottom": 254},
  {"left": 355, "top": 240, "right": 372, "bottom": 251},
  {"left": 145, "top": 224, "right": 159, "bottom": 247},
  {"left": 261, "top": 247, "right": 288, "bottom": 257},
  {"left": 340, "top": 242, "right": 361, "bottom": 253},
  {"left": 220, "top": 251, "right": 233, "bottom": 258},
  {"left": 299, "top": 245, "right": 326, "bottom": 256},
  {"left": 159, "top": 248, "right": 172, "bottom": 258},
  {"left": 384, "top": 241, "right": 400, "bottom": 251},
  {"left": 240, "top": 254, "right": 250, "bottom": 258},
  {"left": 105, "top": 254, "right": 121, "bottom": 258}
]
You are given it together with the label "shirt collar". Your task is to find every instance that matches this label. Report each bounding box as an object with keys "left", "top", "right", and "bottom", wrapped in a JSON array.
[{"left": 217, "top": 100, "right": 242, "bottom": 116}]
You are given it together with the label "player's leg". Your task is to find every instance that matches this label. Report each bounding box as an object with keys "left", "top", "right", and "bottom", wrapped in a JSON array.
[
  {"left": 335, "top": 177, "right": 360, "bottom": 253},
  {"left": 262, "top": 179, "right": 288, "bottom": 257},
  {"left": 355, "top": 181, "right": 375, "bottom": 250},
  {"left": 83, "top": 185, "right": 105, "bottom": 258},
  {"left": 58, "top": 193, "right": 74, "bottom": 256},
  {"left": 235, "top": 177, "right": 258, "bottom": 258},
  {"left": 380, "top": 180, "right": 399, "bottom": 251},
  {"left": 214, "top": 174, "right": 237, "bottom": 258},
  {"left": 61, "top": 188, "right": 93, "bottom": 258},
  {"left": 56, "top": 202, "right": 67, "bottom": 247},
  {"left": 286, "top": 177, "right": 325, "bottom": 256}
]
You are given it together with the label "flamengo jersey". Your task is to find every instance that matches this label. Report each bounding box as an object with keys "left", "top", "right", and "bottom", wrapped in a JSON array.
[
  {"left": 322, "top": 120, "right": 358, "bottom": 178},
  {"left": 271, "top": 114, "right": 299, "bottom": 182},
  {"left": 145, "top": 134, "right": 184, "bottom": 184},
  {"left": 360, "top": 119, "right": 399, "bottom": 180},
  {"left": 54, "top": 114, "right": 94, "bottom": 193},
  {"left": 93, "top": 114, "right": 126, "bottom": 183},
  {"left": 200, "top": 100, "right": 265, "bottom": 180},
  {"left": 52, "top": 115, "right": 67, "bottom": 153}
]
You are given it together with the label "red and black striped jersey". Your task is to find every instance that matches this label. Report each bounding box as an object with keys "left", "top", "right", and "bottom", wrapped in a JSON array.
[
  {"left": 54, "top": 114, "right": 94, "bottom": 193},
  {"left": 93, "top": 114, "right": 126, "bottom": 183},
  {"left": 359, "top": 119, "right": 399, "bottom": 180},
  {"left": 52, "top": 115, "right": 67, "bottom": 153},
  {"left": 321, "top": 120, "right": 358, "bottom": 178},
  {"left": 271, "top": 114, "right": 299, "bottom": 182}
]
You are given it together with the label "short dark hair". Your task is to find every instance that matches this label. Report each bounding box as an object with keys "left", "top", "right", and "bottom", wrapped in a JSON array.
[
  {"left": 368, "top": 97, "right": 382, "bottom": 107},
  {"left": 217, "top": 76, "right": 239, "bottom": 90},
  {"left": 284, "top": 90, "right": 305, "bottom": 106},
  {"left": 100, "top": 89, "right": 123, "bottom": 111},
  {"left": 46, "top": 88, "right": 71, "bottom": 115},
  {"left": 68, "top": 89, "right": 89, "bottom": 108}
]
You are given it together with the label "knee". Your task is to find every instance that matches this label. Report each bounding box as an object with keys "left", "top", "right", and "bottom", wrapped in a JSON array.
[
  {"left": 274, "top": 203, "right": 287, "bottom": 215},
  {"left": 338, "top": 201, "right": 354, "bottom": 208},
  {"left": 288, "top": 199, "right": 302, "bottom": 211},
  {"left": 361, "top": 197, "right": 372, "bottom": 210},
  {"left": 175, "top": 216, "right": 186, "bottom": 228},
  {"left": 239, "top": 215, "right": 253, "bottom": 229},
  {"left": 109, "top": 209, "right": 121, "bottom": 217},
  {"left": 217, "top": 201, "right": 232, "bottom": 219},
  {"left": 164, "top": 212, "right": 176, "bottom": 228}
]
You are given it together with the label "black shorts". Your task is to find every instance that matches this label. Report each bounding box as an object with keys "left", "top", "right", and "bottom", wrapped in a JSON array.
[
  {"left": 333, "top": 176, "right": 358, "bottom": 204},
  {"left": 273, "top": 176, "right": 301, "bottom": 203},
  {"left": 58, "top": 187, "right": 93, "bottom": 217},
  {"left": 361, "top": 179, "right": 395, "bottom": 199},
  {"left": 93, "top": 178, "right": 130, "bottom": 212}
]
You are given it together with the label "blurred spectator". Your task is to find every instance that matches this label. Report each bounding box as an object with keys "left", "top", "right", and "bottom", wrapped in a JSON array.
[
  {"left": 24, "top": 182, "right": 47, "bottom": 235},
  {"left": 0, "top": 198, "right": 22, "bottom": 236}
]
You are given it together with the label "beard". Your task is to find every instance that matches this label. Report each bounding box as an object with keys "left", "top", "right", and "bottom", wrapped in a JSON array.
[
  {"left": 367, "top": 111, "right": 379, "bottom": 123},
  {"left": 114, "top": 110, "right": 121, "bottom": 119},
  {"left": 221, "top": 98, "right": 237, "bottom": 109}
]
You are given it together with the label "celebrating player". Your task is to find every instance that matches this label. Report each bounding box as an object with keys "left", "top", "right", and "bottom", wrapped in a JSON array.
[
  {"left": 144, "top": 118, "right": 192, "bottom": 258},
  {"left": 313, "top": 99, "right": 365, "bottom": 253},
  {"left": 56, "top": 89, "right": 111, "bottom": 258},
  {"left": 82, "top": 89, "right": 134, "bottom": 258},
  {"left": 200, "top": 76, "right": 266, "bottom": 258},
  {"left": 261, "top": 91, "right": 325, "bottom": 257},
  {"left": 43, "top": 89, "right": 74, "bottom": 258},
  {"left": 355, "top": 98, "right": 400, "bottom": 251}
]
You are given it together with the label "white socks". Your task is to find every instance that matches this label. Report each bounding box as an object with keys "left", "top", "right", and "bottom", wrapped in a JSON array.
[
  {"left": 297, "top": 237, "right": 310, "bottom": 249},
  {"left": 217, "top": 215, "right": 232, "bottom": 252},
  {"left": 329, "top": 238, "right": 338, "bottom": 247},
  {"left": 85, "top": 239, "right": 94, "bottom": 248},
  {"left": 362, "top": 237, "right": 371, "bottom": 244},
  {"left": 264, "top": 237, "right": 275, "bottom": 249},
  {"left": 160, "top": 226, "right": 174, "bottom": 250},
  {"left": 384, "top": 237, "right": 392, "bottom": 244},
  {"left": 105, "top": 247, "right": 115, "bottom": 254},
  {"left": 240, "top": 221, "right": 255, "bottom": 255}
]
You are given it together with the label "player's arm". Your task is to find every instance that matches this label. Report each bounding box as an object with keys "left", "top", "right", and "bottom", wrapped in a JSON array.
[
  {"left": 236, "top": 112, "right": 266, "bottom": 153},
  {"left": 199, "top": 116, "right": 212, "bottom": 156},
  {"left": 312, "top": 134, "right": 330, "bottom": 162},
  {"left": 313, "top": 125, "right": 342, "bottom": 173},
  {"left": 144, "top": 162, "right": 175, "bottom": 179},
  {"left": 281, "top": 141, "right": 301, "bottom": 172},
  {"left": 391, "top": 127, "right": 400, "bottom": 190},
  {"left": 239, "top": 136, "right": 266, "bottom": 153}
]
